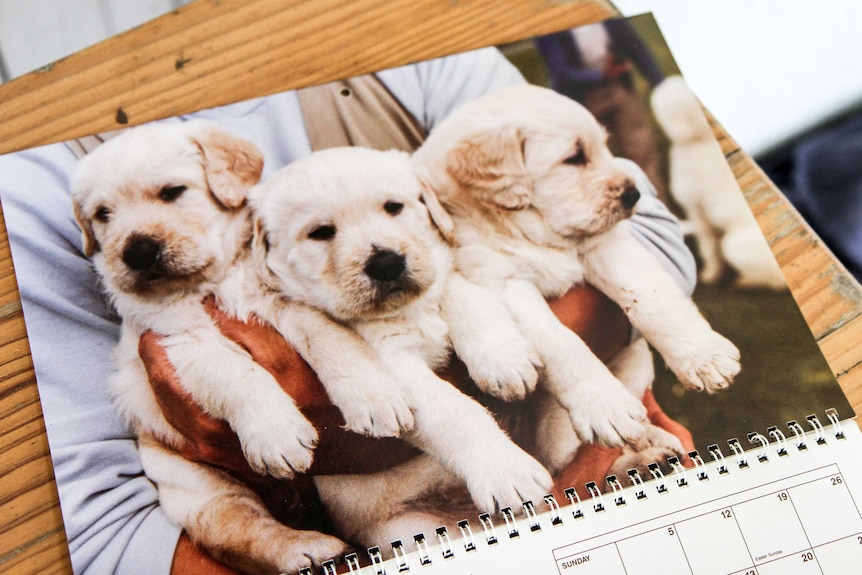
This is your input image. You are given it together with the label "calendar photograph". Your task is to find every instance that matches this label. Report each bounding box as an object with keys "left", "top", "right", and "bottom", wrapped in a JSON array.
[
  {"left": 499, "top": 13, "right": 853, "bottom": 456},
  {"left": 0, "top": 12, "right": 854, "bottom": 575}
]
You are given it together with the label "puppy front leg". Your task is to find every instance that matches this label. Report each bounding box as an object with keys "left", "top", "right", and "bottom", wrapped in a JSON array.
[
  {"left": 273, "top": 302, "right": 415, "bottom": 438},
  {"left": 607, "top": 339, "right": 685, "bottom": 456},
  {"left": 138, "top": 435, "right": 347, "bottom": 575},
  {"left": 580, "top": 223, "right": 740, "bottom": 393},
  {"left": 442, "top": 273, "right": 540, "bottom": 401},
  {"left": 382, "top": 350, "right": 553, "bottom": 513},
  {"left": 501, "top": 278, "right": 648, "bottom": 447},
  {"left": 315, "top": 454, "right": 466, "bottom": 547},
  {"left": 160, "top": 323, "right": 317, "bottom": 479}
]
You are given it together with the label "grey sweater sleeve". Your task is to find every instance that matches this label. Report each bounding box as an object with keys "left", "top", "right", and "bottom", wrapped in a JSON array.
[{"left": 0, "top": 145, "right": 182, "bottom": 575}]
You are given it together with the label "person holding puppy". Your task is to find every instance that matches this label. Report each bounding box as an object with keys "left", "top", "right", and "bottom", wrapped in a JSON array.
[{"left": 0, "top": 47, "right": 695, "bottom": 574}]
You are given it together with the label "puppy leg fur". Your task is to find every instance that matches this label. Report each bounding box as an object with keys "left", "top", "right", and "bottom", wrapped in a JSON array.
[
  {"left": 580, "top": 223, "right": 740, "bottom": 393},
  {"left": 443, "top": 272, "right": 540, "bottom": 402},
  {"left": 269, "top": 301, "right": 415, "bottom": 437},
  {"left": 533, "top": 338, "right": 684, "bottom": 475},
  {"left": 377, "top": 347, "right": 552, "bottom": 513},
  {"left": 157, "top": 312, "right": 318, "bottom": 479},
  {"left": 316, "top": 454, "right": 471, "bottom": 549},
  {"left": 502, "top": 277, "right": 649, "bottom": 448},
  {"left": 138, "top": 436, "right": 346, "bottom": 575},
  {"left": 606, "top": 339, "right": 685, "bottom": 455}
]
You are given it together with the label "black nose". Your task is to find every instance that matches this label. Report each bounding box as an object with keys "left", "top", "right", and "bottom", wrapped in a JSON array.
[
  {"left": 122, "top": 235, "right": 162, "bottom": 271},
  {"left": 620, "top": 186, "right": 640, "bottom": 210},
  {"left": 364, "top": 249, "right": 406, "bottom": 282}
]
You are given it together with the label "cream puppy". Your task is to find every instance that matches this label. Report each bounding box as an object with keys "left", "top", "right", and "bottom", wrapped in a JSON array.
[
  {"left": 251, "top": 146, "right": 554, "bottom": 515},
  {"left": 71, "top": 121, "right": 416, "bottom": 574},
  {"left": 651, "top": 76, "right": 785, "bottom": 289},
  {"left": 414, "top": 84, "right": 741, "bottom": 471}
]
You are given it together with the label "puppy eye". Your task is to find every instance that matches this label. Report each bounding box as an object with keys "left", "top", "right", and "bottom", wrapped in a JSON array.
[
  {"left": 308, "top": 224, "right": 336, "bottom": 241},
  {"left": 94, "top": 206, "right": 111, "bottom": 223},
  {"left": 383, "top": 201, "right": 404, "bottom": 215},
  {"left": 564, "top": 145, "right": 588, "bottom": 167},
  {"left": 159, "top": 185, "right": 187, "bottom": 202}
]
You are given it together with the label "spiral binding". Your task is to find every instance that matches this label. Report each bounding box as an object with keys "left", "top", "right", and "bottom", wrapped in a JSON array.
[{"left": 291, "top": 409, "right": 846, "bottom": 575}]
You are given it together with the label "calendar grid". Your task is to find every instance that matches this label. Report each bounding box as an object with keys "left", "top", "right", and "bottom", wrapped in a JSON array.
[
  {"left": 553, "top": 463, "right": 839, "bottom": 557},
  {"left": 553, "top": 460, "right": 862, "bottom": 575}
]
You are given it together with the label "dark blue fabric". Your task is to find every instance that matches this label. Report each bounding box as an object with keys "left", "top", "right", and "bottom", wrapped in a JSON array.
[
  {"left": 534, "top": 19, "right": 665, "bottom": 99},
  {"left": 768, "top": 112, "right": 862, "bottom": 281}
]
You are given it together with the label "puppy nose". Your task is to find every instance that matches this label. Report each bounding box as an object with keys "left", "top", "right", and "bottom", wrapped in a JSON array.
[
  {"left": 123, "top": 235, "right": 162, "bottom": 271},
  {"left": 620, "top": 185, "right": 641, "bottom": 210},
  {"left": 364, "top": 249, "right": 406, "bottom": 282}
]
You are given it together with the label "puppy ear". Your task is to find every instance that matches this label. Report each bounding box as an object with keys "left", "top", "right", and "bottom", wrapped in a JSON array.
[
  {"left": 445, "top": 125, "right": 532, "bottom": 210},
  {"left": 419, "top": 181, "right": 457, "bottom": 245},
  {"left": 188, "top": 123, "right": 264, "bottom": 210},
  {"left": 71, "top": 198, "right": 99, "bottom": 257},
  {"left": 251, "top": 214, "right": 282, "bottom": 292}
]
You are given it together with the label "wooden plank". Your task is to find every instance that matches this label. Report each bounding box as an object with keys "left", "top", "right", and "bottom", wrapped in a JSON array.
[{"left": 0, "top": 0, "right": 614, "bottom": 155}]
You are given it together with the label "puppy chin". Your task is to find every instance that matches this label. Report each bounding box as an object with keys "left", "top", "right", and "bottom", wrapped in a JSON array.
[
  {"left": 105, "top": 259, "right": 215, "bottom": 298},
  {"left": 367, "top": 277, "right": 426, "bottom": 315},
  {"left": 327, "top": 276, "right": 425, "bottom": 321},
  {"left": 550, "top": 213, "right": 623, "bottom": 239}
]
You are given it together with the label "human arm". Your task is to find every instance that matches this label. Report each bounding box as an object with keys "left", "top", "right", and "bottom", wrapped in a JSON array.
[
  {"left": 605, "top": 18, "right": 666, "bottom": 88},
  {"left": 535, "top": 31, "right": 606, "bottom": 87},
  {"left": 171, "top": 534, "right": 240, "bottom": 575},
  {"left": 0, "top": 144, "right": 182, "bottom": 574}
]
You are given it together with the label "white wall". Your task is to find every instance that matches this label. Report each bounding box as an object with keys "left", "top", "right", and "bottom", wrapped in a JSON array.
[
  {"left": 2, "top": 1, "right": 860, "bottom": 157},
  {"left": 613, "top": 0, "right": 862, "bottom": 157}
]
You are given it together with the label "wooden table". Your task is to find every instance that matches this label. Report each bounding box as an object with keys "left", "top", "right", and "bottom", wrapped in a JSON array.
[{"left": 1, "top": 1, "right": 860, "bottom": 573}]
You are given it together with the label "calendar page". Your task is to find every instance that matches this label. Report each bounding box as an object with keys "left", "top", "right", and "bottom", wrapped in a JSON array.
[{"left": 346, "top": 417, "right": 862, "bottom": 575}]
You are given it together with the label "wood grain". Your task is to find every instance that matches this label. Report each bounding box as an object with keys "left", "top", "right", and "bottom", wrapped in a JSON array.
[{"left": 0, "top": 1, "right": 860, "bottom": 574}]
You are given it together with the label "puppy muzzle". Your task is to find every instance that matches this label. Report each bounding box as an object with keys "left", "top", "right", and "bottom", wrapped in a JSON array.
[
  {"left": 361, "top": 247, "right": 424, "bottom": 311},
  {"left": 619, "top": 185, "right": 640, "bottom": 210},
  {"left": 123, "top": 233, "right": 164, "bottom": 272},
  {"left": 364, "top": 249, "right": 407, "bottom": 283},
  {"left": 118, "top": 232, "right": 212, "bottom": 296}
]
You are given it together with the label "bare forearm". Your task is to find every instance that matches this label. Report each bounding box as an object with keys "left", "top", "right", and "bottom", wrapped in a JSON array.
[{"left": 171, "top": 533, "right": 241, "bottom": 575}]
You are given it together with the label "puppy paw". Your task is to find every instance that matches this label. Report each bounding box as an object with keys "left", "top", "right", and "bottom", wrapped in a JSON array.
[
  {"left": 668, "top": 332, "right": 740, "bottom": 393},
  {"left": 607, "top": 445, "right": 679, "bottom": 482},
  {"left": 459, "top": 330, "right": 541, "bottom": 401},
  {"left": 272, "top": 531, "right": 349, "bottom": 574},
  {"left": 236, "top": 395, "right": 318, "bottom": 479},
  {"left": 562, "top": 378, "right": 648, "bottom": 448},
  {"left": 469, "top": 351, "right": 539, "bottom": 402},
  {"left": 633, "top": 423, "right": 687, "bottom": 457},
  {"left": 338, "top": 386, "right": 415, "bottom": 438},
  {"left": 466, "top": 448, "right": 553, "bottom": 513}
]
